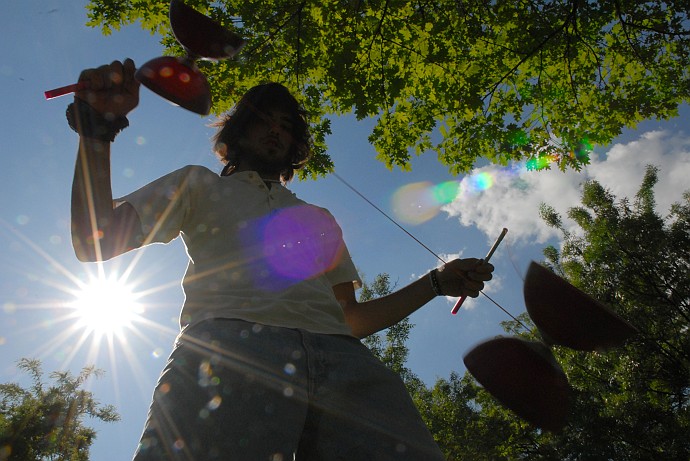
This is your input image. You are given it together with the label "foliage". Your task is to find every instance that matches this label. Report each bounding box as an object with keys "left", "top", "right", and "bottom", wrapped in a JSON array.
[
  {"left": 84, "top": 0, "right": 690, "bottom": 175},
  {"left": 0, "top": 359, "right": 119, "bottom": 461},
  {"left": 359, "top": 273, "right": 422, "bottom": 388},
  {"left": 528, "top": 165, "right": 690, "bottom": 459}
]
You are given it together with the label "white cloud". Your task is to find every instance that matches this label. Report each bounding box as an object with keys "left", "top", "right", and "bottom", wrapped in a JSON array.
[
  {"left": 588, "top": 130, "right": 690, "bottom": 216},
  {"left": 442, "top": 163, "right": 583, "bottom": 244},
  {"left": 443, "top": 130, "right": 690, "bottom": 244}
]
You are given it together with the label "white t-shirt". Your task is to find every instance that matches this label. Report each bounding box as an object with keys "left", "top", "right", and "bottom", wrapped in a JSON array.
[{"left": 119, "top": 165, "right": 361, "bottom": 335}]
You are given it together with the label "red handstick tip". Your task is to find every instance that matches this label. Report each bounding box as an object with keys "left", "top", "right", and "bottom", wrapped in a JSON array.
[
  {"left": 451, "top": 296, "right": 466, "bottom": 314},
  {"left": 44, "top": 81, "right": 88, "bottom": 100}
]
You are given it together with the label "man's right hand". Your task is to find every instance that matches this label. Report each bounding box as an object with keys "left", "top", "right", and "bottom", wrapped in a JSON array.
[{"left": 75, "top": 58, "right": 139, "bottom": 118}]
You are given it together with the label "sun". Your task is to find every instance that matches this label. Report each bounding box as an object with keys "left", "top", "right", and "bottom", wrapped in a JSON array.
[{"left": 71, "top": 274, "right": 143, "bottom": 339}]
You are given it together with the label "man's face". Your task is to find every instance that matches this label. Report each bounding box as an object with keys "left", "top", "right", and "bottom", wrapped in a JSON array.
[{"left": 238, "top": 108, "right": 295, "bottom": 175}]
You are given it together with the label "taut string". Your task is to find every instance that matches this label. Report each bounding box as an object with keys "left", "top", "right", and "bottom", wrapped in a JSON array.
[{"left": 331, "top": 171, "right": 529, "bottom": 330}]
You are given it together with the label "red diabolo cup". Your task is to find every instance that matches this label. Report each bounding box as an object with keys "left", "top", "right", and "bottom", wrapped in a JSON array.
[
  {"left": 134, "top": 0, "right": 246, "bottom": 115},
  {"left": 45, "top": 0, "right": 246, "bottom": 114}
]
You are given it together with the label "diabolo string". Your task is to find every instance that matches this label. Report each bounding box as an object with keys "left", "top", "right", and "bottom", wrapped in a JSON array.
[{"left": 331, "top": 171, "right": 530, "bottom": 331}]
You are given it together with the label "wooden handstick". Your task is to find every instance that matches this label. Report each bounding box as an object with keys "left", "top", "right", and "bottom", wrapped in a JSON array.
[{"left": 451, "top": 228, "right": 508, "bottom": 314}]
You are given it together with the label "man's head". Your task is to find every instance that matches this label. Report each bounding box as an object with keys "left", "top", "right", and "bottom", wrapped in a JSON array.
[{"left": 212, "top": 83, "right": 312, "bottom": 182}]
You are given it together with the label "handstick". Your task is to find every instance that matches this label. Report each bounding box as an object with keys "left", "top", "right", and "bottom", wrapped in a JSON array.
[
  {"left": 451, "top": 228, "right": 508, "bottom": 315},
  {"left": 44, "top": 81, "right": 88, "bottom": 100}
]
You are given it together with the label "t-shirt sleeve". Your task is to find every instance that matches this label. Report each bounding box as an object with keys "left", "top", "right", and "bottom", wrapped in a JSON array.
[
  {"left": 321, "top": 209, "right": 362, "bottom": 289},
  {"left": 115, "top": 165, "right": 204, "bottom": 245},
  {"left": 327, "top": 241, "right": 362, "bottom": 289}
]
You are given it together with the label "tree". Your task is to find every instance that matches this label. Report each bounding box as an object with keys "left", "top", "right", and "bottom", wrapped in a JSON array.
[
  {"left": 359, "top": 273, "right": 422, "bottom": 388},
  {"left": 410, "top": 371, "right": 518, "bottom": 461},
  {"left": 0, "top": 359, "right": 119, "bottom": 461},
  {"left": 85, "top": 0, "right": 690, "bottom": 175},
  {"left": 530, "top": 165, "right": 690, "bottom": 459}
]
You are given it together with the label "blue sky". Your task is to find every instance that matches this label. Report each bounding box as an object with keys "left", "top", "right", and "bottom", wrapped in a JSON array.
[{"left": 2, "top": 1, "right": 689, "bottom": 459}]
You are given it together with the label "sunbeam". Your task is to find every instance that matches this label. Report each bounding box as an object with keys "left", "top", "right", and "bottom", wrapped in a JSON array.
[{"left": 0, "top": 218, "right": 180, "bottom": 396}]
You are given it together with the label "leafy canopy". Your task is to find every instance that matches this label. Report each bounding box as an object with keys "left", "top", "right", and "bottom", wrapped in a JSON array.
[{"left": 85, "top": 0, "right": 690, "bottom": 176}]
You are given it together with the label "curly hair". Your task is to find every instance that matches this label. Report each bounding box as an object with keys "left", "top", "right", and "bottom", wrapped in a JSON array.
[{"left": 211, "top": 83, "right": 313, "bottom": 182}]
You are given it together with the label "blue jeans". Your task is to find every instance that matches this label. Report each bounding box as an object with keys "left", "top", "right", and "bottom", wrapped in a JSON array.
[{"left": 133, "top": 319, "right": 445, "bottom": 460}]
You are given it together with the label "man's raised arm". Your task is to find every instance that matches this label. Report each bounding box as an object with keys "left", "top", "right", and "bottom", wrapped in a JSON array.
[{"left": 70, "top": 59, "right": 142, "bottom": 262}]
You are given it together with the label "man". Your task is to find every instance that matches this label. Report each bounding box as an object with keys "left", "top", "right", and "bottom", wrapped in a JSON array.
[{"left": 69, "top": 59, "right": 494, "bottom": 460}]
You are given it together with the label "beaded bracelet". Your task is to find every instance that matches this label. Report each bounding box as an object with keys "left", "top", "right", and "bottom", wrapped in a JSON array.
[
  {"left": 66, "top": 98, "right": 129, "bottom": 143},
  {"left": 429, "top": 268, "right": 444, "bottom": 296}
]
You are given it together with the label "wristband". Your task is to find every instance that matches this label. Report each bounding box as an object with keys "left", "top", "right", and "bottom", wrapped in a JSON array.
[
  {"left": 429, "top": 269, "right": 444, "bottom": 296},
  {"left": 66, "top": 98, "right": 129, "bottom": 143}
]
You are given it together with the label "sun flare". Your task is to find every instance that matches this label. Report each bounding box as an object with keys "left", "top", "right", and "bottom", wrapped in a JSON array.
[{"left": 72, "top": 275, "right": 143, "bottom": 339}]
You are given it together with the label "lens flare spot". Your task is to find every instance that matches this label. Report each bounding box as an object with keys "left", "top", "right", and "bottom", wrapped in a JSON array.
[
  {"left": 152, "top": 347, "right": 165, "bottom": 358},
  {"left": 509, "top": 129, "right": 530, "bottom": 146},
  {"left": 159, "top": 67, "right": 174, "bottom": 78},
  {"left": 207, "top": 395, "right": 222, "bottom": 410},
  {"left": 574, "top": 139, "right": 592, "bottom": 161},
  {"left": 472, "top": 172, "right": 494, "bottom": 191},
  {"left": 391, "top": 182, "right": 439, "bottom": 225},
  {"left": 284, "top": 363, "right": 297, "bottom": 375},
  {"left": 432, "top": 181, "right": 460, "bottom": 205},
  {"left": 257, "top": 206, "right": 344, "bottom": 287},
  {"left": 526, "top": 155, "right": 559, "bottom": 171}
]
